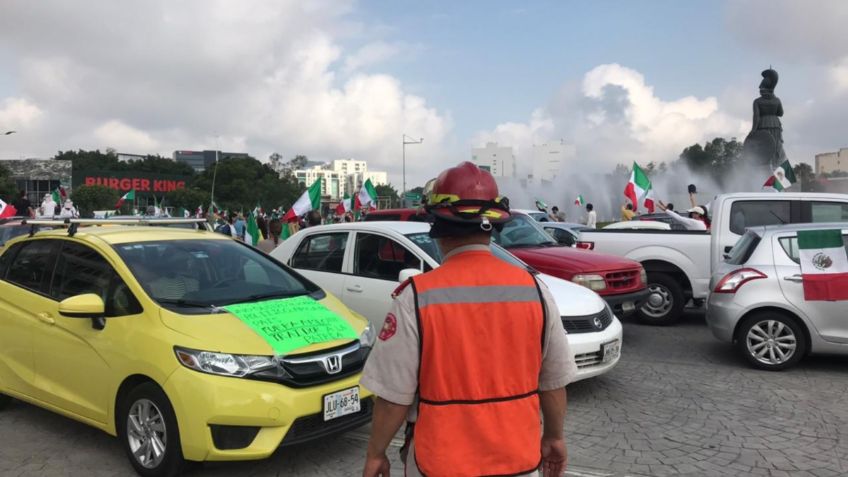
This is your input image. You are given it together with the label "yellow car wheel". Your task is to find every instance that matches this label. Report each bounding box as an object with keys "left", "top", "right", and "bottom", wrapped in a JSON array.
[{"left": 117, "top": 382, "right": 185, "bottom": 477}]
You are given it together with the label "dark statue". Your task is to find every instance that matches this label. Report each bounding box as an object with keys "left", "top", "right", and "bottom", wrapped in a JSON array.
[{"left": 743, "top": 68, "right": 786, "bottom": 169}]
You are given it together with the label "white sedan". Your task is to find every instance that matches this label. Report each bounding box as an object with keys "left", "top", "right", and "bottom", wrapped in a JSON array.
[{"left": 271, "top": 221, "right": 622, "bottom": 381}]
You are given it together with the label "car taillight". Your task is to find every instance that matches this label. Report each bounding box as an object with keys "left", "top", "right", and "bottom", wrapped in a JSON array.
[
  {"left": 713, "top": 268, "right": 766, "bottom": 294},
  {"left": 576, "top": 241, "right": 594, "bottom": 250}
]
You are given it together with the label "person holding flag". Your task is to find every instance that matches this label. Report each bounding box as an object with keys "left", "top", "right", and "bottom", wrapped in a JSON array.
[
  {"left": 623, "top": 162, "right": 655, "bottom": 213},
  {"left": 285, "top": 178, "right": 322, "bottom": 222},
  {"left": 115, "top": 189, "right": 135, "bottom": 210},
  {"left": 355, "top": 179, "right": 378, "bottom": 212}
]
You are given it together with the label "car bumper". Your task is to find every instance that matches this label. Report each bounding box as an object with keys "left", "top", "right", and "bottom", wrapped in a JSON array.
[
  {"left": 566, "top": 317, "right": 623, "bottom": 382},
  {"left": 705, "top": 293, "right": 743, "bottom": 343},
  {"left": 164, "top": 367, "right": 373, "bottom": 462},
  {"left": 601, "top": 288, "right": 650, "bottom": 317}
]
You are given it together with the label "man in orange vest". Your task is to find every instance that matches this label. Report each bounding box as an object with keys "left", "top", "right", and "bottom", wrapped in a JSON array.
[{"left": 361, "top": 162, "right": 578, "bottom": 477}]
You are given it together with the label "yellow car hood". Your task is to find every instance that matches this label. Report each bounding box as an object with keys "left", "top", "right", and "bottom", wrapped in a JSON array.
[{"left": 159, "top": 293, "right": 367, "bottom": 356}]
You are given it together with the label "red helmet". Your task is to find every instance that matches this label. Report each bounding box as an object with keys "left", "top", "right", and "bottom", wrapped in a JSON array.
[{"left": 425, "top": 161, "right": 510, "bottom": 224}]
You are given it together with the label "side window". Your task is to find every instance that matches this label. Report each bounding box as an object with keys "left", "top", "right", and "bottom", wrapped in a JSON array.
[
  {"left": 50, "top": 242, "right": 142, "bottom": 317},
  {"left": 779, "top": 234, "right": 848, "bottom": 264},
  {"left": 729, "top": 200, "right": 791, "bottom": 235},
  {"left": 290, "top": 233, "right": 348, "bottom": 273},
  {"left": 555, "top": 229, "right": 576, "bottom": 246},
  {"left": 354, "top": 233, "right": 421, "bottom": 281},
  {"left": 6, "top": 240, "right": 59, "bottom": 293},
  {"left": 811, "top": 202, "right": 848, "bottom": 223},
  {"left": 0, "top": 242, "right": 25, "bottom": 278}
]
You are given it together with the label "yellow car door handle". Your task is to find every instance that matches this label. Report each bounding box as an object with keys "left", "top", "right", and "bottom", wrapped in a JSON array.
[{"left": 36, "top": 313, "right": 55, "bottom": 325}]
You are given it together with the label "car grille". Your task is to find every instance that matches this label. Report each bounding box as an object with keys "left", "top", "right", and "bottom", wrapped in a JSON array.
[
  {"left": 250, "top": 341, "right": 370, "bottom": 389},
  {"left": 574, "top": 351, "right": 603, "bottom": 369},
  {"left": 561, "top": 306, "right": 613, "bottom": 334},
  {"left": 281, "top": 397, "right": 374, "bottom": 447},
  {"left": 603, "top": 269, "right": 640, "bottom": 290}
]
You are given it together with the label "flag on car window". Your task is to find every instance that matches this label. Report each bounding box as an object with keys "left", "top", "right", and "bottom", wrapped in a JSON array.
[{"left": 798, "top": 229, "right": 848, "bottom": 301}]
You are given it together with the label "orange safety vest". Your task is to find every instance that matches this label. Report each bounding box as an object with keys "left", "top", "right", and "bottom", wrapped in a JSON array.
[{"left": 411, "top": 249, "right": 545, "bottom": 477}]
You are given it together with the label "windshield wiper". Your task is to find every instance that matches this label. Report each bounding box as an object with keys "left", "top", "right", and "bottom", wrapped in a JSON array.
[
  {"left": 157, "top": 299, "right": 219, "bottom": 309},
  {"left": 224, "top": 291, "right": 308, "bottom": 306}
]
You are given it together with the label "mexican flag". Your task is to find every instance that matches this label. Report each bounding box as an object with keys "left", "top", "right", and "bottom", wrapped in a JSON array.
[
  {"left": 336, "top": 193, "right": 351, "bottom": 215},
  {"left": 115, "top": 189, "right": 135, "bottom": 209},
  {"left": 624, "top": 162, "right": 652, "bottom": 213},
  {"left": 51, "top": 186, "right": 67, "bottom": 205},
  {"left": 798, "top": 229, "right": 848, "bottom": 301},
  {"left": 574, "top": 195, "right": 585, "bottom": 207},
  {"left": 763, "top": 160, "right": 797, "bottom": 192},
  {"left": 354, "top": 179, "right": 378, "bottom": 210},
  {"left": 244, "top": 210, "right": 261, "bottom": 246},
  {"left": 0, "top": 198, "right": 17, "bottom": 218},
  {"left": 285, "top": 179, "right": 322, "bottom": 221}
]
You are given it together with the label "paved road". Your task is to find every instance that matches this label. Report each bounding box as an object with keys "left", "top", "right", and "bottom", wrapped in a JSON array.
[{"left": 2, "top": 310, "right": 848, "bottom": 476}]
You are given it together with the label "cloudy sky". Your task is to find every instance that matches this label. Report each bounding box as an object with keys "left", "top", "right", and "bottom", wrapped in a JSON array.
[{"left": 0, "top": 0, "right": 845, "bottom": 187}]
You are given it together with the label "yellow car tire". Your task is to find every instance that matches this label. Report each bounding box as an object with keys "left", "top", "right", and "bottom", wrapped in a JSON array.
[{"left": 117, "top": 382, "right": 186, "bottom": 477}]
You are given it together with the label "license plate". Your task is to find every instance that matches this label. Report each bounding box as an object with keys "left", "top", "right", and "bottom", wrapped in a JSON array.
[
  {"left": 602, "top": 339, "right": 621, "bottom": 364},
  {"left": 622, "top": 301, "right": 636, "bottom": 313},
  {"left": 323, "top": 387, "right": 361, "bottom": 421}
]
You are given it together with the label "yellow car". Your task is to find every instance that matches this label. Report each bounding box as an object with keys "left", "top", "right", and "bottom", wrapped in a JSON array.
[{"left": 0, "top": 223, "right": 375, "bottom": 476}]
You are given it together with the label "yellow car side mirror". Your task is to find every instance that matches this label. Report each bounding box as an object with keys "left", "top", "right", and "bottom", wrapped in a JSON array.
[{"left": 59, "top": 294, "right": 107, "bottom": 330}]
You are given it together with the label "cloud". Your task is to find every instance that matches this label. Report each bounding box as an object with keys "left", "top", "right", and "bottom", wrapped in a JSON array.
[
  {"left": 473, "top": 64, "right": 747, "bottom": 172},
  {"left": 0, "top": 0, "right": 451, "bottom": 184},
  {"left": 342, "top": 41, "right": 403, "bottom": 73},
  {"left": 0, "top": 97, "right": 43, "bottom": 130}
]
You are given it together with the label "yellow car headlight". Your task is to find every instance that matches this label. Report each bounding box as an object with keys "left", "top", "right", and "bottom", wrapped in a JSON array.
[{"left": 174, "top": 347, "right": 276, "bottom": 378}]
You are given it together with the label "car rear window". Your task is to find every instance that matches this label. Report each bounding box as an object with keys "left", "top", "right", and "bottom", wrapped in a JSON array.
[
  {"left": 725, "top": 231, "right": 761, "bottom": 265},
  {"left": 729, "top": 200, "right": 790, "bottom": 235}
]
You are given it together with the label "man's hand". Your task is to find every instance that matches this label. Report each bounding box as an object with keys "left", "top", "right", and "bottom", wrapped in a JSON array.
[
  {"left": 541, "top": 436, "right": 567, "bottom": 477},
  {"left": 362, "top": 452, "right": 391, "bottom": 477}
]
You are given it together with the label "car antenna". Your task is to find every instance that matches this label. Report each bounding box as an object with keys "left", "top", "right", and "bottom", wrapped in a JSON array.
[{"left": 769, "top": 210, "right": 786, "bottom": 224}]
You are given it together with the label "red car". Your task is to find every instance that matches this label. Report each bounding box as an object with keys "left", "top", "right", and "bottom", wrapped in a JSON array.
[{"left": 365, "top": 209, "right": 649, "bottom": 316}]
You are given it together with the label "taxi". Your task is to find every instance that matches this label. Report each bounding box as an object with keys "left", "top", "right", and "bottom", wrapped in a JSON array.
[{"left": 0, "top": 220, "right": 375, "bottom": 476}]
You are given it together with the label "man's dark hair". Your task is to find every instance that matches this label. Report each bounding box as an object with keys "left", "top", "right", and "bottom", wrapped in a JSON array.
[
  {"left": 551, "top": 206, "right": 559, "bottom": 212},
  {"left": 306, "top": 210, "right": 322, "bottom": 226},
  {"left": 625, "top": 203, "right": 633, "bottom": 211},
  {"left": 666, "top": 203, "right": 674, "bottom": 211},
  {"left": 586, "top": 203, "right": 594, "bottom": 211}
]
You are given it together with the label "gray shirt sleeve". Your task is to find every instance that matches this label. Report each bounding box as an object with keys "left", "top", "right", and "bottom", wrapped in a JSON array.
[
  {"left": 360, "top": 286, "right": 420, "bottom": 406},
  {"left": 537, "top": 278, "right": 579, "bottom": 390}
]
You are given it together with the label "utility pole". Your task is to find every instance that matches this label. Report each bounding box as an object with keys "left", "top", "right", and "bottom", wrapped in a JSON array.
[{"left": 402, "top": 134, "right": 423, "bottom": 203}]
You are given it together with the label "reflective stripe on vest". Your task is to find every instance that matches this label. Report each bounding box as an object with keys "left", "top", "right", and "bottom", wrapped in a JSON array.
[{"left": 412, "top": 250, "right": 545, "bottom": 477}]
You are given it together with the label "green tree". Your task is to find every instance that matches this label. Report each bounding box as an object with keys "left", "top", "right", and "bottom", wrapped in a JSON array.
[
  {"left": 72, "top": 185, "right": 120, "bottom": 217},
  {"left": 0, "top": 162, "right": 18, "bottom": 202},
  {"left": 165, "top": 188, "right": 209, "bottom": 211},
  {"left": 278, "top": 155, "right": 309, "bottom": 177},
  {"left": 55, "top": 149, "right": 122, "bottom": 171},
  {"left": 793, "top": 163, "right": 823, "bottom": 192},
  {"left": 191, "top": 155, "right": 303, "bottom": 211},
  {"left": 375, "top": 183, "right": 400, "bottom": 208},
  {"left": 678, "top": 137, "right": 743, "bottom": 186}
]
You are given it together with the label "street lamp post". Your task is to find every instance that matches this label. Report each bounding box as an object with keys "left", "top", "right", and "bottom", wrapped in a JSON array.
[{"left": 402, "top": 134, "right": 423, "bottom": 203}]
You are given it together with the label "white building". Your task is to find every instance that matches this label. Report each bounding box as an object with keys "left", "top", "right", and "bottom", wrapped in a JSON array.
[
  {"left": 294, "top": 166, "right": 343, "bottom": 199},
  {"left": 530, "top": 140, "right": 576, "bottom": 183},
  {"left": 816, "top": 148, "right": 848, "bottom": 175},
  {"left": 293, "top": 159, "right": 389, "bottom": 200},
  {"left": 471, "top": 142, "right": 516, "bottom": 178}
]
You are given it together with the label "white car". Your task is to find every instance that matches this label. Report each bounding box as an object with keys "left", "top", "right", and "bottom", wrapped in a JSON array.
[
  {"left": 603, "top": 220, "right": 671, "bottom": 230},
  {"left": 272, "top": 221, "right": 622, "bottom": 381}
]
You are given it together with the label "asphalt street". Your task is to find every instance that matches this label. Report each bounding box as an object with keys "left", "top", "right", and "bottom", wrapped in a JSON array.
[{"left": 2, "top": 310, "right": 847, "bottom": 477}]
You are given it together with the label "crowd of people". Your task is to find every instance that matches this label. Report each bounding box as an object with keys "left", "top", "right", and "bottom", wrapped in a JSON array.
[{"left": 6, "top": 189, "right": 79, "bottom": 219}]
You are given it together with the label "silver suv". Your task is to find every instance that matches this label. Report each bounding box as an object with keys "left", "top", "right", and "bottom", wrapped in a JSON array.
[{"left": 707, "top": 223, "right": 848, "bottom": 370}]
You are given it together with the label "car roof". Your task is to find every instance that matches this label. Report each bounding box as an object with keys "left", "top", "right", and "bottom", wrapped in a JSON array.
[
  {"left": 752, "top": 222, "right": 848, "bottom": 236},
  {"left": 298, "top": 221, "right": 431, "bottom": 235},
  {"left": 512, "top": 209, "right": 544, "bottom": 215},
  {"left": 21, "top": 226, "right": 228, "bottom": 245},
  {"left": 541, "top": 222, "right": 588, "bottom": 229}
]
